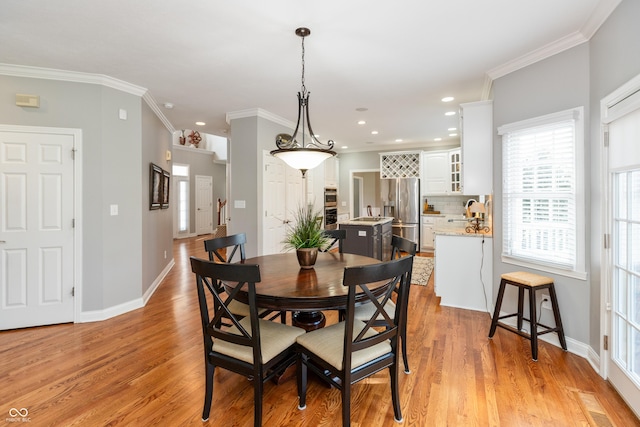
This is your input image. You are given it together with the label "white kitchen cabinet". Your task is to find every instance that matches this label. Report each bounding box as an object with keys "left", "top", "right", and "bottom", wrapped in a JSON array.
[
  {"left": 421, "top": 150, "right": 449, "bottom": 195},
  {"left": 448, "top": 148, "right": 461, "bottom": 193},
  {"left": 421, "top": 216, "right": 436, "bottom": 251},
  {"left": 434, "top": 234, "right": 493, "bottom": 313},
  {"left": 460, "top": 100, "right": 493, "bottom": 195},
  {"left": 324, "top": 156, "right": 339, "bottom": 188}
]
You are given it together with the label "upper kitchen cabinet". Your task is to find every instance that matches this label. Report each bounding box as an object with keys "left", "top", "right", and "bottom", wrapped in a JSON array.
[
  {"left": 421, "top": 150, "right": 449, "bottom": 194},
  {"left": 460, "top": 100, "right": 493, "bottom": 195},
  {"left": 449, "top": 148, "right": 461, "bottom": 193},
  {"left": 324, "top": 155, "right": 339, "bottom": 188}
]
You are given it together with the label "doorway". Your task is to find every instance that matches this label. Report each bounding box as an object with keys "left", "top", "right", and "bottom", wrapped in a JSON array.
[
  {"left": 0, "top": 125, "right": 81, "bottom": 330},
  {"left": 601, "top": 73, "right": 640, "bottom": 417},
  {"left": 195, "top": 175, "right": 213, "bottom": 235}
]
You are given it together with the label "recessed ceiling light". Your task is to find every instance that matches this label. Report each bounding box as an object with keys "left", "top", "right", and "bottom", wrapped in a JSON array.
[
  {"left": 441, "top": 96, "right": 454, "bottom": 102},
  {"left": 355, "top": 107, "right": 368, "bottom": 112},
  {"left": 341, "top": 146, "right": 349, "bottom": 149},
  {"left": 371, "top": 130, "right": 379, "bottom": 135},
  {"left": 448, "top": 127, "right": 457, "bottom": 131},
  {"left": 163, "top": 102, "right": 174, "bottom": 109},
  {"left": 357, "top": 120, "right": 366, "bottom": 125},
  {"left": 395, "top": 139, "right": 403, "bottom": 143},
  {"left": 314, "top": 134, "right": 320, "bottom": 138},
  {"left": 434, "top": 137, "right": 442, "bottom": 141},
  {"left": 195, "top": 121, "right": 206, "bottom": 126},
  {"left": 449, "top": 133, "right": 458, "bottom": 137},
  {"left": 445, "top": 111, "right": 456, "bottom": 116}
]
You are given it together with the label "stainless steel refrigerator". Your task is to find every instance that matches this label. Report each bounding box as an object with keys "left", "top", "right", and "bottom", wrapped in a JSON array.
[{"left": 381, "top": 177, "right": 420, "bottom": 247}]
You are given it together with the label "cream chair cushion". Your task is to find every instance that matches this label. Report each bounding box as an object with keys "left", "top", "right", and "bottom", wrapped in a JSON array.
[
  {"left": 296, "top": 320, "right": 392, "bottom": 370},
  {"left": 354, "top": 299, "right": 396, "bottom": 321},
  {"left": 213, "top": 317, "right": 305, "bottom": 364}
]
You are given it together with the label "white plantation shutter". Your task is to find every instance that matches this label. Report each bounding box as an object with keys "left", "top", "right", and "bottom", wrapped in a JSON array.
[{"left": 500, "top": 109, "right": 581, "bottom": 271}]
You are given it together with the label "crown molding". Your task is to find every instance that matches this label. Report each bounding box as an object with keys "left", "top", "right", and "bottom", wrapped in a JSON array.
[
  {"left": 0, "top": 63, "right": 175, "bottom": 133},
  {"left": 486, "top": 0, "right": 621, "bottom": 82},
  {"left": 142, "top": 92, "right": 175, "bottom": 133},
  {"left": 487, "top": 31, "right": 588, "bottom": 81},
  {"left": 0, "top": 63, "right": 147, "bottom": 96},
  {"left": 226, "top": 107, "right": 294, "bottom": 130}
]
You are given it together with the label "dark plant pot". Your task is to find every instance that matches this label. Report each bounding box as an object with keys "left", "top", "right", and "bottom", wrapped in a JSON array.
[{"left": 296, "top": 248, "right": 318, "bottom": 269}]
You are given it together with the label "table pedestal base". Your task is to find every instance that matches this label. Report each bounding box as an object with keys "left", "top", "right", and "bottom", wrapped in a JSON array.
[{"left": 292, "top": 311, "right": 326, "bottom": 331}]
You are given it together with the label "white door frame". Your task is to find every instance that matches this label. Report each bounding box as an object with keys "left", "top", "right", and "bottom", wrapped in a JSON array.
[
  {"left": 0, "top": 124, "right": 82, "bottom": 325},
  {"left": 600, "top": 72, "right": 640, "bottom": 417},
  {"left": 349, "top": 169, "right": 379, "bottom": 219}
]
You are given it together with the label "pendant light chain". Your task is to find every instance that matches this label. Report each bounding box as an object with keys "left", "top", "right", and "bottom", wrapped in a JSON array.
[{"left": 300, "top": 36, "right": 307, "bottom": 96}]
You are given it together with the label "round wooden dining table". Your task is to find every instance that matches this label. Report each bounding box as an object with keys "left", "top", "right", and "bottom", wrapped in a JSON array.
[{"left": 224, "top": 252, "right": 382, "bottom": 330}]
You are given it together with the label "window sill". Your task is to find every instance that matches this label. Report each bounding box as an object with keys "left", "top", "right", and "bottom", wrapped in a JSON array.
[{"left": 501, "top": 255, "right": 588, "bottom": 281}]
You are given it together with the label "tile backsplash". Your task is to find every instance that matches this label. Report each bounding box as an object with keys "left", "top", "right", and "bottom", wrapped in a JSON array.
[{"left": 423, "top": 195, "right": 472, "bottom": 215}]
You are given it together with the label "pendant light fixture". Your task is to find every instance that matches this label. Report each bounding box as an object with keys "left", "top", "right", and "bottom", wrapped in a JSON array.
[{"left": 270, "top": 27, "right": 336, "bottom": 177}]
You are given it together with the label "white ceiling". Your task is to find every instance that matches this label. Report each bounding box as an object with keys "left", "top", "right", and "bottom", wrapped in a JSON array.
[{"left": 0, "top": 0, "right": 620, "bottom": 153}]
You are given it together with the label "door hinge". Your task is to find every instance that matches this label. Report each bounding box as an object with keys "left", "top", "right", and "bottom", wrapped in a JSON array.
[
  {"left": 604, "top": 233, "right": 610, "bottom": 249},
  {"left": 603, "top": 335, "right": 608, "bottom": 350},
  {"left": 71, "top": 148, "right": 77, "bottom": 159},
  {"left": 603, "top": 128, "right": 609, "bottom": 147},
  {"left": 72, "top": 218, "right": 75, "bottom": 228},
  {"left": 71, "top": 287, "right": 75, "bottom": 297}
]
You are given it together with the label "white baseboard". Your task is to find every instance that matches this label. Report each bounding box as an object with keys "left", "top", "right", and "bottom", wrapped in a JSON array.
[{"left": 78, "top": 259, "right": 175, "bottom": 323}]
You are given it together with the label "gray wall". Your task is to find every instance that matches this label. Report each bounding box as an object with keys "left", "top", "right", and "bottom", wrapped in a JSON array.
[
  {"left": 0, "top": 74, "right": 173, "bottom": 313},
  {"left": 141, "top": 102, "right": 173, "bottom": 296},
  {"left": 172, "top": 147, "right": 226, "bottom": 233},
  {"left": 588, "top": 0, "right": 640, "bottom": 352},
  {"left": 228, "top": 114, "right": 292, "bottom": 258},
  {"left": 492, "top": 43, "right": 591, "bottom": 344},
  {"left": 491, "top": 0, "right": 640, "bottom": 351}
]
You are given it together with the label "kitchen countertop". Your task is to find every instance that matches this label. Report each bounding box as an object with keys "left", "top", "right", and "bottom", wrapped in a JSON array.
[
  {"left": 339, "top": 216, "right": 394, "bottom": 226},
  {"left": 434, "top": 217, "right": 492, "bottom": 237}
]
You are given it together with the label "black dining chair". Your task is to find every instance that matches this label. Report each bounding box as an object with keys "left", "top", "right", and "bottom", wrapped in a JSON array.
[
  {"left": 320, "top": 229, "right": 346, "bottom": 253},
  {"left": 190, "top": 257, "right": 305, "bottom": 426},
  {"left": 296, "top": 255, "right": 414, "bottom": 427},
  {"left": 204, "top": 233, "right": 286, "bottom": 323},
  {"left": 351, "top": 234, "right": 416, "bottom": 373}
]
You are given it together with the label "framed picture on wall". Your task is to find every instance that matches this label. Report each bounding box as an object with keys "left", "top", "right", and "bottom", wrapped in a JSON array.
[
  {"left": 161, "top": 169, "right": 170, "bottom": 209},
  {"left": 150, "top": 163, "right": 162, "bottom": 210}
]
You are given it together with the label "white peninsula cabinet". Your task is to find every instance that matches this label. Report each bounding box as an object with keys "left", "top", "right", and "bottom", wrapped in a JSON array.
[{"left": 434, "top": 233, "right": 493, "bottom": 313}]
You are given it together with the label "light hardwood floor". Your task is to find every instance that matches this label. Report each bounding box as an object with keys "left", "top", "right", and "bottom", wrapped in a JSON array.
[{"left": 1, "top": 234, "right": 638, "bottom": 426}]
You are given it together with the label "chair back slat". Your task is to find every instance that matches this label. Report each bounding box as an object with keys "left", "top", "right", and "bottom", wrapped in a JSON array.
[
  {"left": 320, "top": 229, "right": 346, "bottom": 253},
  {"left": 190, "top": 257, "right": 261, "bottom": 359},
  {"left": 204, "top": 233, "right": 247, "bottom": 263},
  {"left": 342, "top": 255, "right": 413, "bottom": 368},
  {"left": 391, "top": 234, "right": 417, "bottom": 259}
]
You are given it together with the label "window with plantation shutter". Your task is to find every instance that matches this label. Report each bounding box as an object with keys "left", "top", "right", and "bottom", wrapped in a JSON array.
[{"left": 499, "top": 107, "right": 586, "bottom": 276}]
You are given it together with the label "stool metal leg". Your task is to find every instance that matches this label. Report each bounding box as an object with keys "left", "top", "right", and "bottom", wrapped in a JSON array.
[
  {"left": 529, "top": 287, "right": 538, "bottom": 361},
  {"left": 488, "top": 279, "right": 507, "bottom": 338}
]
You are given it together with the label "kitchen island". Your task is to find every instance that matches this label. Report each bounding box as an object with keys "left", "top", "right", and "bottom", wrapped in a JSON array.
[
  {"left": 339, "top": 217, "right": 393, "bottom": 261},
  {"left": 434, "top": 224, "right": 493, "bottom": 313}
]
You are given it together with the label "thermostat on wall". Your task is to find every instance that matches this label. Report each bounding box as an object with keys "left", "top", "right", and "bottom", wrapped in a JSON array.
[{"left": 16, "top": 93, "right": 40, "bottom": 108}]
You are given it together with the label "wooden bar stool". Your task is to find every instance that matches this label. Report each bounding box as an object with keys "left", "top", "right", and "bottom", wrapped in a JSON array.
[{"left": 488, "top": 271, "right": 567, "bottom": 360}]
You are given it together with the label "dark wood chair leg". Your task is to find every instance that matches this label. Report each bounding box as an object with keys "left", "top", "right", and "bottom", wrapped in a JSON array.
[
  {"left": 391, "top": 363, "right": 403, "bottom": 422},
  {"left": 529, "top": 287, "right": 538, "bottom": 361},
  {"left": 202, "top": 362, "right": 214, "bottom": 421},
  {"left": 489, "top": 279, "right": 507, "bottom": 337},
  {"left": 549, "top": 285, "right": 568, "bottom": 350},
  {"left": 297, "top": 354, "right": 307, "bottom": 409},
  {"left": 401, "top": 328, "right": 410, "bottom": 374},
  {"left": 517, "top": 286, "right": 525, "bottom": 331}
]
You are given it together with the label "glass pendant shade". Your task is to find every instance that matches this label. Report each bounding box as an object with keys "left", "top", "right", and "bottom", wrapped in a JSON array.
[{"left": 272, "top": 148, "right": 335, "bottom": 172}]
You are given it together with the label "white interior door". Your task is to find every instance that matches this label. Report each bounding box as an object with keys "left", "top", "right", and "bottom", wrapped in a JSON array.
[
  {"left": 605, "top": 86, "right": 640, "bottom": 417},
  {"left": 195, "top": 175, "right": 213, "bottom": 235},
  {"left": 263, "top": 152, "right": 286, "bottom": 255},
  {"left": 0, "top": 127, "right": 76, "bottom": 330}
]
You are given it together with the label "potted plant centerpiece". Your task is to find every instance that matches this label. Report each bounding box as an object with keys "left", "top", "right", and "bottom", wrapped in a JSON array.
[{"left": 283, "top": 204, "right": 330, "bottom": 269}]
